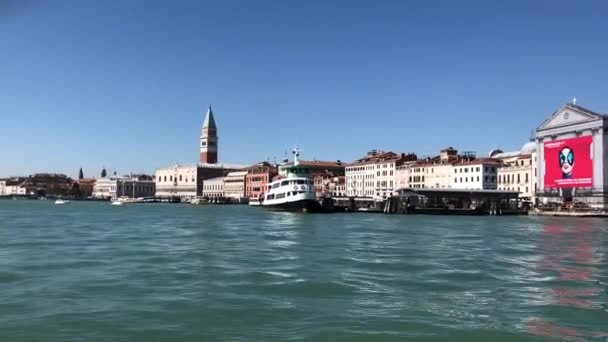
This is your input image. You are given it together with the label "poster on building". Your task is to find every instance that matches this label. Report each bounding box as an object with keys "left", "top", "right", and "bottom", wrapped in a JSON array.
[{"left": 543, "top": 136, "right": 593, "bottom": 188}]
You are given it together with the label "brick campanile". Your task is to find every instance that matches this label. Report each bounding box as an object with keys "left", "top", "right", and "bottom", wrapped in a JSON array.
[{"left": 200, "top": 105, "right": 218, "bottom": 164}]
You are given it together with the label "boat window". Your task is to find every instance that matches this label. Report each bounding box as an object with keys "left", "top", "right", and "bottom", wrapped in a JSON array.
[
  {"left": 296, "top": 180, "right": 305, "bottom": 184},
  {"left": 281, "top": 181, "right": 289, "bottom": 186},
  {"left": 272, "top": 183, "right": 280, "bottom": 189}
]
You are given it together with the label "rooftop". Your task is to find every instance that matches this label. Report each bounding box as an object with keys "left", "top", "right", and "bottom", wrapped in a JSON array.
[
  {"left": 349, "top": 152, "right": 415, "bottom": 166},
  {"left": 454, "top": 157, "right": 501, "bottom": 166}
]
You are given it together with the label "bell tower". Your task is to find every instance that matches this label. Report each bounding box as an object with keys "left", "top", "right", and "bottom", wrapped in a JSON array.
[{"left": 200, "top": 105, "right": 218, "bottom": 164}]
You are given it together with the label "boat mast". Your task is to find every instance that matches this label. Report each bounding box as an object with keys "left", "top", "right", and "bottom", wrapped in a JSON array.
[{"left": 293, "top": 146, "right": 302, "bottom": 166}]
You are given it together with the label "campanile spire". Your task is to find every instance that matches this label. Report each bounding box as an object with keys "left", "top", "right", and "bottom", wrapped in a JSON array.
[{"left": 200, "top": 106, "right": 218, "bottom": 164}]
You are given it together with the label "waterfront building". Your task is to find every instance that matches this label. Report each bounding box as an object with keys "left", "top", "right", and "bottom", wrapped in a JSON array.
[
  {"left": 77, "top": 178, "right": 96, "bottom": 198},
  {"left": 155, "top": 164, "right": 201, "bottom": 198},
  {"left": 202, "top": 176, "right": 224, "bottom": 198},
  {"left": 93, "top": 176, "right": 155, "bottom": 199},
  {"left": 21, "top": 173, "right": 73, "bottom": 197},
  {"left": 395, "top": 162, "right": 414, "bottom": 190},
  {"left": 0, "top": 179, "right": 23, "bottom": 196},
  {"left": 92, "top": 177, "right": 116, "bottom": 199},
  {"left": 451, "top": 158, "right": 500, "bottom": 190},
  {"left": 4, "top": 182, "right": 27, "bottom": 196},
  {"left": 200, "top": 106, "right": 218, "bottom": 164},
  {"left": 313, "top": 172, "right": 346, "bottom": 198},
  {"left": 155, "top": 163, "right": 245, "bottom": 199},
  {"left": 407, "top": 147, "right": 462, "bottom": 189},
  {"left": 492, "top": 142, "right": 537, "bottom": 201},
  {"left": 245, "top": 162, "right": 278, "bottom": 199},
  {"left": 346, "top": 151, "right": 416, "bottom": 198},
  {"left": 401, "top": 148, "right": 499, "bottom": 191},
  {"left": 534, "top": 100, "right": 608, "bottom": 209},
  {"left": 115, "top": 176, "right": 155, "bottom": 199},
  {"left": 224, "top": 171, "right": 248, "bottom": 201},
  {"left": 0, "top": 178, "right": 26, "bottom": 197}
]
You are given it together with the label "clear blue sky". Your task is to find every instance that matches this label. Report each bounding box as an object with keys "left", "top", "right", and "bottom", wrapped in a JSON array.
[{"left": 1, "top": 0, "right": 606, "bottom": 178}]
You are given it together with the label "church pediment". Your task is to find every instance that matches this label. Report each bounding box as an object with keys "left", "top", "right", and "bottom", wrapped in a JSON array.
[{"left": 537, "top": 103, "right": 603, "bottom": 131}]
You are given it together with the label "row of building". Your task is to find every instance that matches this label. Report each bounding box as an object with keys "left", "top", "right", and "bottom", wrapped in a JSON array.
[
  {"left": 4, "top": 100, "right": 608, "bottom": 209},
  {"left": 346, "top": 144, "right": 537, "bottom": 201}
]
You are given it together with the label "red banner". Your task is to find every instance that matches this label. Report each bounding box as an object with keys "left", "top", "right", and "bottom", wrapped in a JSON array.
[{"left": 543, "top": 136, "right": 593, "bottom": 188}]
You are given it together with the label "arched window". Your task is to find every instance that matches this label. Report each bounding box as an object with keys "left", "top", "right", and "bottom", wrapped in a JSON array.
[
  {"left": 179, "top": 175, "right": 182, "bottom": 181},
  {"left": 164, "top": 176, "right": 167, "bottom": 182}
]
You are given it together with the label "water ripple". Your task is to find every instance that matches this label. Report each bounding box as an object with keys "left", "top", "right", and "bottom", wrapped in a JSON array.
[{"left": 1, "top": 201, "right": 608, "bottom": 341}]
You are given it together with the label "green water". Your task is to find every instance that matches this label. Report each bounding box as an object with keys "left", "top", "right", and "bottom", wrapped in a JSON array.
[{"left": 1, "top": 200, "right": 607, "bottom": 341}]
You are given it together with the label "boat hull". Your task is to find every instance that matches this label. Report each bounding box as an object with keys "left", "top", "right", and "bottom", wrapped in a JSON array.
[{"left": 262, "top": 199, "right": 321, "bottom": 213}]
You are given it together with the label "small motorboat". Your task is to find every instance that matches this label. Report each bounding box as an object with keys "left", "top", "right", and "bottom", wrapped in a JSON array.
[
  {"left": 190, "top": 197, "right": 208, "bottom": 205},
  {"left": 55, "top": 199, "right": 70, "bottom": 205},
  {"left": 111, "top": 196, "right": 138, "bottom": 205}
]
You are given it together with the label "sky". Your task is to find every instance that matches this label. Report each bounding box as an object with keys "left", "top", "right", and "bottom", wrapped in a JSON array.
[{"left": 0, "top": 0, "right": 607, "bottom": 178}]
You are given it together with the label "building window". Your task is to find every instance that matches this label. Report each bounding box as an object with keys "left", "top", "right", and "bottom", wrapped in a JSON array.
[
  {"left": 517, "top": 174, "right": 520, "bottom": 183},
  {"left": 476, "top": 167, "right": 480, "bottom": 172},
  {"left": 484, "top": 167, "right": 488, "bottom": 172},
  {"left": 525, "top": 173, "right": 529, "bottom": 182},
  {"left": 455, "top": 178, "right": 458, "bottom": 183},
  {"left": 179, "top": 175, "right": 182, "bottom": 181},
  {"left": 477, "top": 176, "right": 479, "bottom": 182}
]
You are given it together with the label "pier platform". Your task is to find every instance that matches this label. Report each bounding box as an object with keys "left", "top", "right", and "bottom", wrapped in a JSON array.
[{"left": 386, "top": 188, "right": 527, "bottom": 215}]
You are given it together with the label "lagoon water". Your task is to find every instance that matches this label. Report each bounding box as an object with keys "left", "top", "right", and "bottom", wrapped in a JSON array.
[{"left": 1, "top": 200, "right": 608, "bottom": 341}]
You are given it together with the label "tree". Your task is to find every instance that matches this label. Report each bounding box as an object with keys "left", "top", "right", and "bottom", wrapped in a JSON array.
[
  {"left": 101, "top": 167, "right": 107, "bottom": 178},
  {"left": 78, "top": 167, "right": 84, "bottom": 180},
  {"left": 69, "top": 183, "right": 82, "bottom": 198}
]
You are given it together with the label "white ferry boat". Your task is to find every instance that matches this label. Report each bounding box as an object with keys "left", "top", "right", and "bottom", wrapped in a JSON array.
[{"left": 262, "top": 147, "right": 320, "bottom": 212}]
